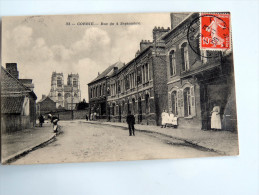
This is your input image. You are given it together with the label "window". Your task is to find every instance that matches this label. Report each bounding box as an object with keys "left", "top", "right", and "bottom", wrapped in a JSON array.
[
  {"left": 65, "top": 93, "right": 71, "bottom": 99},
  {"left": 149, "top": 64, "right": 153, "bottom": 80},
  {"left": 73, "top": 78, "right": 77, "bottom": 87},
  {"left": 125, "top": 75, "right": 129, "bottom": 90},
  {"left": 103, "top": 84, "right": 106, "bottom": 95},
  {"left": 183, "top": 87, "right": 191, "bottom": 116},
  {"left": 127, "top": 100, "right": 130, "bottom": 114},
  {"left": 57, "top": 77, "right": 62, "bottom": 87},
  {"left": 118, "top": 81, "right": 121, "bottom": 93},
  {"left": 132, "top": 98, "right": 136, "bottom": 114},
  {"left": 137, "top": 66, "right": 142, "bottom": 85},
  {"left": 181, "top": 42, "right": 189, "bottom": 71},
  {"left": 145, "top": 64, "right": 149, "bottom": 82},
  {"left": 121, "top": 100, "right": 125, "bottom": 114},
  {"left": 145, "top": 94, "right": 150, "bottom": 113},
  {"left": 58, "top": 93, "right": 62, "bottom": 101},
  {"left": 171, "top": 91, "right": 178, "bottom": 115},
  {"left": 169, "top": 50, "right": 176, "bottom": 76},
  {"left": 112, "top": 103, "right": 115, "bottom": 115},
  {"left": 107, "top": 85, "right": 110, "bottom": 96},
  {"left": 68, "top": 78, "right": 71, "bottom": 86},
  {"left": 142, "top": 66, "right": 145, "bottom": 83}
]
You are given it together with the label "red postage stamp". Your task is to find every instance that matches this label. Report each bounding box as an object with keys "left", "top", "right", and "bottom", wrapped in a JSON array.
[{"left": 200, "top": 13, "right": 231, "bottom": 50}]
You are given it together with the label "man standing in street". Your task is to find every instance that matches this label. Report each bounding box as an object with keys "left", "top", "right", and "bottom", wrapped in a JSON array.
[
  {"left": 38, "top": 114, "right": 44, "bottom": 127},
  {"left": 126, "top": 111, "right": 135, "bottom": 136}
]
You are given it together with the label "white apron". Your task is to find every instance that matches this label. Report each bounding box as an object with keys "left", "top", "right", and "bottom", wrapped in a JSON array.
[
  {"left": 211, "top": 106, "right": 222, "bottom": 129},
  {"left": 161, "top": 112, "right": 168, "bottom": 125}
]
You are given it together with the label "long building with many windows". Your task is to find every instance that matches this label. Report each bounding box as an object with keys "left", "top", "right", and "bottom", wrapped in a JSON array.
[
  {"left": 88, "top": 61, "right": 124, "bottom": 119},
  {"left": 106, "top": 27, "right": 170, "bottom": 125},
  {"left": 88, "top": 12, "right": 237, "bottom": 130}
]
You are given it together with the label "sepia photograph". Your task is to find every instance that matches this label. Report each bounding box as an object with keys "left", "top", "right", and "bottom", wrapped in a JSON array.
[{"left": 1, "top": 12, "right": 239, "bottom": 165}]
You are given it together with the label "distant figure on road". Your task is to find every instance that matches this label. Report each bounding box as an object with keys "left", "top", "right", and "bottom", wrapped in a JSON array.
[
  {"left": 161, "top": 109, "right": 169, "bottom": 128},
  {"left": 48, "top": 114, "right": 59, "bottom": 133},
  {"left": 38, "top": 114, "right": 44, "bottom": 127},
  {"left": 126, "top": 111, "right": 135, "bottom": 136},
  {"left": 86, "top": 114, "right": 88, "bottom": 121},
  {"left": 211, "top": 103, "right": 222, "bottom": 130}
]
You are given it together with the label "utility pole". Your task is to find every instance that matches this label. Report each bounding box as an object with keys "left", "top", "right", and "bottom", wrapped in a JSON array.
[{"left": 71, "top": 83, "right": 74, "bottom": 120}]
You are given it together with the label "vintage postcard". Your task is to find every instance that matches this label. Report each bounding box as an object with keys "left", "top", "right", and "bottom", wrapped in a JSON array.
[{"left": 1, "top": 12, "right": 239, "bottom": 165}]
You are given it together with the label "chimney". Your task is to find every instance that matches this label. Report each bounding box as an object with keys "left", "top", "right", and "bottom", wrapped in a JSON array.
[
  {"left": 6, "top": 63, "right": 19, "bottom": 79},
  {"left": 152, "top": 26, "right": 170, "bottom": 41},
  {"left": 135, "top": 50, "right": 140, "bottom": 57},
  {"left": 140, "top": 40, "right": 152, "bottom": 52},
  {"left": 113, "top": 66, "right": 118, "bottom": 72}
]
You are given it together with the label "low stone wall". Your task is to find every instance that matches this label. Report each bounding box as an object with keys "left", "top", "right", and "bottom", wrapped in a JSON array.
[
  {"left": 43, "top": 110, "right": 89, "bottom": 121},
  {"left": 109, "top": 113, "right": 157, "bottom": 126}
]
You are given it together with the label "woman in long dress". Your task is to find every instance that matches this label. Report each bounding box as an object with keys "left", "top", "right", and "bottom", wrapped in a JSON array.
[
  {"left": 211, "top": 104, "right": 222, "bottom": 130},
  {"left": 161, "top": 110, "right": 168, "bottom": 128}
]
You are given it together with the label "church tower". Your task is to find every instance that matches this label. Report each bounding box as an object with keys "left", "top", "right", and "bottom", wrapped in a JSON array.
[
  {"left": 67, "top": 73, "right": 81, "bottom": 100},
  {"left": 49, "top": 72, "right": 65, "bottom": 108},
  {"left": 49, "top": 72, "right": 81, "bottom": 110}
]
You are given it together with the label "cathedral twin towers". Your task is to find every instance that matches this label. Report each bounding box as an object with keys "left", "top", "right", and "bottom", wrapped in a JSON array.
[{"left": 49, "top": 72, "right": 81, "bottom": 110}]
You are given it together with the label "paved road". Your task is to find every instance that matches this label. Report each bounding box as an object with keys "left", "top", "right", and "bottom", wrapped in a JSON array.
[{"left": 12, "top": 121, "right": 217, "bottom": 164}]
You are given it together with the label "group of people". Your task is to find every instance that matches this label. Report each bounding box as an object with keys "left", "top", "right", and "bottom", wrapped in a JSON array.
[
  {"left": 88, "top": 112, "right": 97, "bottom": 121},
  {"left": 39, "top": 103, "right": 221, "bottom": 136},
  {"left": 160, "top": 103, "right": 222, "bottom": 130},
  {"left": 161, "top": 110, "right": 178, "bottom": 128},
  {"left": 38, "top": 114, "right": 59, "bottom": 133}
]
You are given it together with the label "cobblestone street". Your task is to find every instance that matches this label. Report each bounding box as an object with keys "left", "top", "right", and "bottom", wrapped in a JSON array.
[{"left": 11, "top": 120, "right": 218, "bottom": 164}]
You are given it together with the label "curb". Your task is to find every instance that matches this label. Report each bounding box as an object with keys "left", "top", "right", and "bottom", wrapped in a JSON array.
[
  {"left": 1, "top": 133, "right": 57, "bottom": 165},
  {"left": 83, "top": 121, "right": 226, "bottom": 155}
]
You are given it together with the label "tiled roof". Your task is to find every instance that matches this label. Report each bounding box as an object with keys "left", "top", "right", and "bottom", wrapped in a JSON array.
[
  {"left": 88, "top": 61, "right": 124, "bottom": 85},
  {"left": 37, "top": 96, "right": 56, "bottom": 104},
  {"left": 1, "top": 96, "right": 25, "bottom": 114},
  {"left": 1, "top": 66, "right": 37, "bottom": 100}
]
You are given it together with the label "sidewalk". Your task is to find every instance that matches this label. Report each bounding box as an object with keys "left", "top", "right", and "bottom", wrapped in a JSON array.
[
  {"left": 1, "top": 122, "right": 56, "bottom": 164},
  {"left": 82, "top": 120, "right": 239, "bottom": 156}
]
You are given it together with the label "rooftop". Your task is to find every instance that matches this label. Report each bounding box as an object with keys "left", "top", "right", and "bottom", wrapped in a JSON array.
[
  {"left": 1, "top": 96, "right": 25, "bottom": 114},
  {"left": 88, "top": 61, "right": 125, "bottom": 85}
]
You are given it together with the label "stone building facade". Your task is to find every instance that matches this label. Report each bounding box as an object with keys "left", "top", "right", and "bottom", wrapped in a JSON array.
[
  {"left": 88, "top": 61, "right": 124, "bottom": 119},
  {"left": 162, "top": 13, "right": 237, "bottom": 130},
  {"left": 36, "top": 95, "right": 57, "bottom": 116},
  {"left": 106, "top": 27, "right": 170, "bottom": 126},
  {"left": 1, "top": 63, "right": 37, "bottom": 133},
  {"left": 49, "top": 72, "right": 81, "bottom": 110}
]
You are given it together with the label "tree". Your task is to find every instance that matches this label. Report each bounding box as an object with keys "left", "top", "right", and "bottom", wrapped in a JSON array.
[{"left": 76, "top": 99, "right": 89, "bottom": 110}]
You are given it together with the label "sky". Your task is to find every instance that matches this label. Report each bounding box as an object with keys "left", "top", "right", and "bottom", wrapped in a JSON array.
[{"left": 2, "top": 13, "right": 171, "bottom": 102}]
